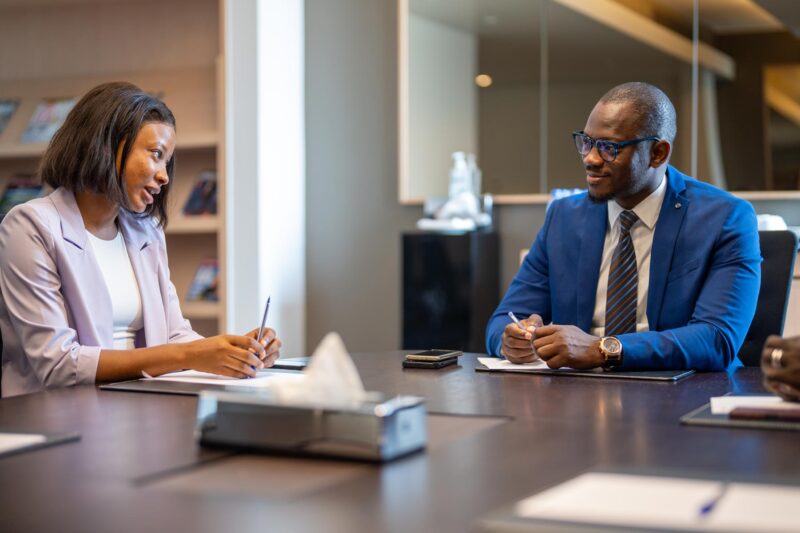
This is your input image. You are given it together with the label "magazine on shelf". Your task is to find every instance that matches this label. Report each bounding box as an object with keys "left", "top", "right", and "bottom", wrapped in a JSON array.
[
  {"left": 20, "top": 97, "right": 77, "bottom": 144},
  {"left": 0, "top": 174, "right": 44, "bottom": 220},
  {"left": 182, "top": 169, "right": 217, "bottom": 215},
  {"left": 186, "top": 258, "right": 219, "bottom": 302},
  {"left": 0, "top": 99, "right": 19, "bottom": 136}
]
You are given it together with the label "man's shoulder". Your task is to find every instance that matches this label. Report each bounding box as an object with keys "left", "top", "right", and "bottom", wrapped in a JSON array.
[{"left": 672, "top": 168, "right": 747, "bottom": 208}]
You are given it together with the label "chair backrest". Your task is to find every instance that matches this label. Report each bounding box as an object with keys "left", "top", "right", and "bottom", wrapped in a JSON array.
[{"left": 737, "top": 230, "right": 798, "bottom": 366}]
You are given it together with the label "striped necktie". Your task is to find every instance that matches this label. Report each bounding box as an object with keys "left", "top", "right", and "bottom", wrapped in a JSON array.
[{"left": 605, "top": 210, "right": 639, "bottom": 336}]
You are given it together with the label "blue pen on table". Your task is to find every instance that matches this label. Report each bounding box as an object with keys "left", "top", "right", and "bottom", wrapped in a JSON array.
[
  {"left": 252, "top": 296, "right": 271, "bottom": 372},
  {"left": 698, "top": 482, "right": 729, "bottom": 519}
]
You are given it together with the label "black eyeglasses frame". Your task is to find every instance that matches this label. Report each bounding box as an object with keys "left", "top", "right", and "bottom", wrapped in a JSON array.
[{"left": 572, "top": 131, "right": 661, "bottom": 162}]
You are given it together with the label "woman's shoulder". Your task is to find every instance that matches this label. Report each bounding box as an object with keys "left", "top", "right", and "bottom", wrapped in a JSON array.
[{"left": 1, "top": 192, "right": 60, "bottom": 233}]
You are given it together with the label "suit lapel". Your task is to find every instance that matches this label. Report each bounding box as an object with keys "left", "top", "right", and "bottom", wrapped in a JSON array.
[
  {"left": 647, "top": 167, "right": 689, "bottom": 328},
  {"left": 576, "top": 199, "right": 607, "bottom": 331},
  {"left": 50, "top": 188, "right": 114, "bottom": 346},
  {"left": 119, "top": 212, "right": 166, "bottom": 346}
]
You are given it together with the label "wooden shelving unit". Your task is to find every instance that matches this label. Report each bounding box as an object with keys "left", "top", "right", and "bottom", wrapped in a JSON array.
[{"left": 0, "top": 0, "right": 225, "bottom": 337}]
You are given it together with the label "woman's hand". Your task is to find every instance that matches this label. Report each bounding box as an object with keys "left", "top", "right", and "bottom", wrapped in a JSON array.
[
  {"left": 182, "top": 335, "right": 267, "bottom": 378},
  {"left": 242, "top": 327, "right": 282, "bottom": 367}
]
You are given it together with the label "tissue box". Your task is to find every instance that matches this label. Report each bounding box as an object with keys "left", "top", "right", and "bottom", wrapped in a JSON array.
[{"left": 195, "top": 391, "right": 427, "bottom": 461}]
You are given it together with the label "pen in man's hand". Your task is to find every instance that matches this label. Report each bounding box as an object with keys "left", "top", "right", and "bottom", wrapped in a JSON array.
[{"left": 508, "top": 311, "right": 534, "bottom": 335}]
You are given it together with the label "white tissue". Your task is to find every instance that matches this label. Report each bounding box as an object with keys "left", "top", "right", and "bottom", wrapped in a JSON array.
[{"left": 265, "top": 332, "right": 367, "bottom": 406}]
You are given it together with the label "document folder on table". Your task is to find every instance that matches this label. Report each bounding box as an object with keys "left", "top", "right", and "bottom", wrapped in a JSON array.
[
  {"left": 0, "top": 430, "right": 80, "bottom": 458},
  {"left": 476, "top": 357, "right": 694, "bottom": 382},
  {"left": 680, "top": 402, "right": 800, "bottom": 432}
]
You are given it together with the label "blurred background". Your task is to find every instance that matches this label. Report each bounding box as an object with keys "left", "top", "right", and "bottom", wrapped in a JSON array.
[{"left": 0, "top": 0, "right": 798, "bottom": 356}]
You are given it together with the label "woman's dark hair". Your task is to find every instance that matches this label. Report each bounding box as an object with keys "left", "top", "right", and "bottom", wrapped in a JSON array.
[{"left": 39, "top": 81, "right": 176, "bottom": 227}]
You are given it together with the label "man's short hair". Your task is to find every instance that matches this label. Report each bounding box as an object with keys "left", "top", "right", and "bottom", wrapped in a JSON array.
[{"left": 599, "top": 82, "right": 677, "bottom": 144}]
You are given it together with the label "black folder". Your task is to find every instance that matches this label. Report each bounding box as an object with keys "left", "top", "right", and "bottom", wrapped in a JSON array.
[
  {"left": 475, "top": 363, "right": 695, "bottom": 382},
  {"left": 0, "top": 430, "right": 80, "bottom": 459},
  {"left": 680, "top": 403, "right": 800, "bottom": 431}
]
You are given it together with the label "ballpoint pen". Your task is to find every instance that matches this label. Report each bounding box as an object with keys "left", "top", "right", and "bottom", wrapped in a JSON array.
[
  {"left": 698, "top": 482, "right": 729, "bottom": 519},
  {"left": 254, "top": 296, "right": 271, "bottom": 369},
  {"left": 507, "top": 311, "right": 534, "bottom": 335},
  {"left": 257, "top": 296, "right": 271, "bottom": 345}
]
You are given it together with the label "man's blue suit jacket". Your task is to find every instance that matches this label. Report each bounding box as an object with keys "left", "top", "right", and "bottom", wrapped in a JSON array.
[{"left": 486, "top": 166, "right": 761, "bottom": 371}]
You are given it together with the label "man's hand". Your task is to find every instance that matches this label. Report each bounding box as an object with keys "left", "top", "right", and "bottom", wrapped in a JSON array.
[
  {"left": 532, "top": 325, "right": 605, "bottom": 369},
  {"left": 761, "top": 335, "right": 800, "bottom": 402},
  {"left": 501, "top": 314, "right": 544, "bottom": 364}
]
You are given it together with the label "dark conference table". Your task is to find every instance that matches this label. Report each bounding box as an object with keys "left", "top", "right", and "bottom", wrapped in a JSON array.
[{"left": 1, "top": 352, "right": 798, "bottom": 533}]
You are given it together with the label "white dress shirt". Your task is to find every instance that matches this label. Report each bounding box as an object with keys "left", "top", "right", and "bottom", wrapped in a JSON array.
[
  {"left": 87, "top": 229, "right": 144, "bottom": 350},
  {"left": 590, "top": 175, "right": 667, "bottom": 338}
]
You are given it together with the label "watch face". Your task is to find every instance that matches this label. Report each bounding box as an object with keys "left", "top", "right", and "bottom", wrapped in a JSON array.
[{"left": 603, "top": 337, "right": 621, "bottom": 354}]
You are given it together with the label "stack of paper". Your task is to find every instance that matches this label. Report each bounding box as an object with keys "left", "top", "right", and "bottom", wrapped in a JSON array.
[{"left": 515, "top": 472, "right": 800, "bottom": 532}]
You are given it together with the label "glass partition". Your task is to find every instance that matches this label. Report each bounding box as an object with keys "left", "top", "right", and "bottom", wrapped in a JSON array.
[{"left": 400, "top": 0, "right": 800, "bottom": 202}]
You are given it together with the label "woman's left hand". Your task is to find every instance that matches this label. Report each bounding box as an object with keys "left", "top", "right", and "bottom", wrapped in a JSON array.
[{"left": 244, "top": 327, "right": 282, "bottom": 367}]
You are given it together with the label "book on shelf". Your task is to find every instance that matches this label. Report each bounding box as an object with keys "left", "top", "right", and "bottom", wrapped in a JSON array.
[
  {"left": 0, "top": 174, "right": 44, "bottom": 221},
  {"left": 182, "top": 169, "right": 217, "bottom": 216},
  {"left": 186, "top": 258, "right": 219, "bottom": 302},
  {"left": 21, "top": 97, "right": 78, "bottom": 144},
  {"left": 0, "top": 99, "right": 19, "bottom": 136}
]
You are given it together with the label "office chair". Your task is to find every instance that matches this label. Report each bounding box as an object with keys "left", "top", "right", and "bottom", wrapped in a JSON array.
[{"left": 737, "top": 230, "right": 798, "bottom": 366}]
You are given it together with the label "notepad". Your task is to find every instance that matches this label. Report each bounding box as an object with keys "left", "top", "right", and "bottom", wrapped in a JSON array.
[
  {"left": 708, "top": 395, "right": 797, "bottom": 415},
  {"left": 477, "top": 357, "right": 578, "bottom": 372},
  {"left": 514, "top": 472, "right": 800, "bottom": 532},
  {"left": 146, "top": 370, "right": 305, "bottom": 388},
  {"left": 0, "top": 433, "right": 47, "bottom": 455}
]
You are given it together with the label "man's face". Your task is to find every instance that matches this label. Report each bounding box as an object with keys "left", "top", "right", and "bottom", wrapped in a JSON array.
[{"left": 581, "top": 100, "right": 654, "bottom": 204}]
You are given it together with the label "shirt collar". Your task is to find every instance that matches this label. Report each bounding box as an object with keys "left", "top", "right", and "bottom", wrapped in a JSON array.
[{"left": 607, "top": 174, "right": 667, "bottom": 232}]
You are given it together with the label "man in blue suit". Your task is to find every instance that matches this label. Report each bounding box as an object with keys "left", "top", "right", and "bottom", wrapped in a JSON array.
[{"left": 485, "top": 82, "right": 760, "bottom": 371}]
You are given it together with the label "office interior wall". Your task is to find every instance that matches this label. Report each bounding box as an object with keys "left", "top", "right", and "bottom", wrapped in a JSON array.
[
  {"left": 409, "top": 14, "right": 478, "bottom": 199},
  {"left": 305, "top": 0, "right": 418, "bottom": 352},
  {"left": 225, "top": 0, "right": 306, "bottom": 352},
  {"left": 304, "top": 0, "right": 800, "bottom": 353}
]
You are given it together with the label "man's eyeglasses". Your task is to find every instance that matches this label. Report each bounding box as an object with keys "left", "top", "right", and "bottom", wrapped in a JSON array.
[{"left": 572, "top": 131, "right": 660, "bottom": 163}]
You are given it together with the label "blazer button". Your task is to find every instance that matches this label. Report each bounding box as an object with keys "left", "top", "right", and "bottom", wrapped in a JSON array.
[{"left": 674, "top": 202, "right": 682, "bottom": 209}]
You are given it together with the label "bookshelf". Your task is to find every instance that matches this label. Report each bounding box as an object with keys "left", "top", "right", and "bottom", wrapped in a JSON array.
[{"left": 0, "top": 0, "right": 225, "bottom": 337}]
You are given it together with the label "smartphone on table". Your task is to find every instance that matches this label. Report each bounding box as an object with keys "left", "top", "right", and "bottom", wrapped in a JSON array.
[{"left": 402, "top": 349, "right": 462, "bottom": 369}]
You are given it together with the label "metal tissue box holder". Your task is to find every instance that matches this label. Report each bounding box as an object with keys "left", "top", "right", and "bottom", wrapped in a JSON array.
[{"left": 195, "top": 390, "right": 427, "bottom": 462}]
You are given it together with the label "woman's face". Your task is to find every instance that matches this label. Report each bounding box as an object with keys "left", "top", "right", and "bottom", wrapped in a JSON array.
[{"left": 116, "top": 121, "right": 176, "bottom": 213}]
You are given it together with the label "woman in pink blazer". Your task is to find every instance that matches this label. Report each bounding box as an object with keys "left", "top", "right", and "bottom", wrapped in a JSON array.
[{"left": 0, "top": 82, "right": 281, "bottom": 397}]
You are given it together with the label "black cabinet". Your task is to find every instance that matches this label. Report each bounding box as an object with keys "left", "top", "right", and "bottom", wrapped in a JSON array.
[{"left": 402, "top": 231, "right": 499, "bottom": 353}]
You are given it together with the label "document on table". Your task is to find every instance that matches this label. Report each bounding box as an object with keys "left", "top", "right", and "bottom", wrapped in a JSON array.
[
  {"left": 515, "top": 472, "right": 800, "bottom": 532},
  {"left": 145, "top": 370, "right": 305, "bottom": 388},
  {"left": 477, "top": 357, "right": 577, "bottom": 372},
  {"left": 0, "top": 433, "right": 47, "bottom": 455},
  {"left": 709, "top": 395, "right": 797, "bottom": 415}
]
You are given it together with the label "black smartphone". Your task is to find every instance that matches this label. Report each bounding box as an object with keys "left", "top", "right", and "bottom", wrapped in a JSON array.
[
  {"left": 405, "top": 349, "right": 462, "bottom": 362},
  {"left": 270, "top": 357, "right": 310, "bottom": 370},
  {"left": 402, "top": 358, "right": 458, "bottom": 369}
]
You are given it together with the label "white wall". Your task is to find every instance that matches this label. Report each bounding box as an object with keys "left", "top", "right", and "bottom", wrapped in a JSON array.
[
  {"left": 408, "top": 13, "right": 478, "bottom": 199},
  {"left": 224, "top": 0, "right": 306, "bottom": 355}
]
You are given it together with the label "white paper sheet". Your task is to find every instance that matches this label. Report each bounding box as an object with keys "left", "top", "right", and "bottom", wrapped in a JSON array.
[
  {"left": 0, "top": 433, "right": 47, "bottom": 455},
  {"left": 147, "top": 370, "right": 305, "bottom": 388},
  {"left": 477, "top": 357, "right": 576, "bottom": 372},
  {"left": 515, "top": 472, "right": 800, "bottom": 532},
  {"left": 709, "top": 395, "right": 795, "bottom": 415}
]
